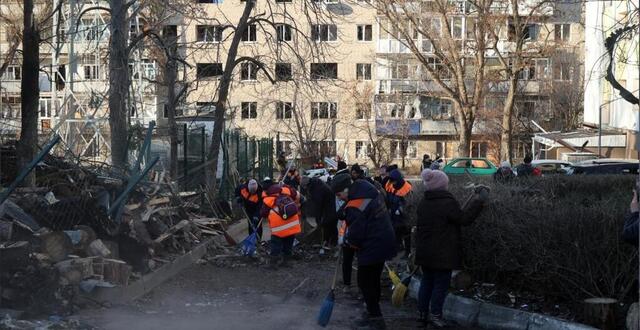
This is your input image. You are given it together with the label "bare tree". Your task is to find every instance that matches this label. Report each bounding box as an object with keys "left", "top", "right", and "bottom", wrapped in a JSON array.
[{"left": 375, "top": 0, "right": 495, "bottom": 157}]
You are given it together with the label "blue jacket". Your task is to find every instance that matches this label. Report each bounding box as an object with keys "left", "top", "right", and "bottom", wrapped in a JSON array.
[
  {"left": 623, "top": 212, "right": 639, "bottom": 247},
  {"left": 344, "top": 179, "right": 396, "bottom": 265}
]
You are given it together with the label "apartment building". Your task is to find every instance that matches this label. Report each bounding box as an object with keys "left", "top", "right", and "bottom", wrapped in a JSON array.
[
  {"left": 0, "top": 0, "right": 159, "bottom": 160},
  {"left": 373, "top": 0, "right": 584, "bottom": 167},
  {"left": 583, "top": 0, "right": 639, "bottom": 159},
  {"left": 160, "top": 0, "right": 378, "bottom": 167}
]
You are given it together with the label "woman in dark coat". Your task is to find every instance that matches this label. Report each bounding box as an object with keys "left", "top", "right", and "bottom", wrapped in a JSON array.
[{"left": 415, "top": 169, "right": 488, "bottom": 328}]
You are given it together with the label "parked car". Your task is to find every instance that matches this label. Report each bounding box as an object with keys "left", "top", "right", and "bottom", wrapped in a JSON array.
[
  {"left": 530, "top": 160, "right": 573, "bottom": 175},
  {"left": 442, "top": 158, "right": 497, "bottom": 176},
  {"left": 568, "top": 159, "right": 639, "bottom": 175},
  {"left": 302, "top": 168, "right": 331, "bottom": 182}
]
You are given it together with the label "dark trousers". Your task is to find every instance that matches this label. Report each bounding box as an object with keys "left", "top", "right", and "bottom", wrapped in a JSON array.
[
  {"left": 321, "top": 215, "right": 338, "bottom": 245},
  {"left": 342, "top": 245, "right": 355, "bottom": 285},
  {"left": 393, "top": 223, "right": 411, "bottom": 256},
  {"left": 418, "top": 268, "right": 452, "bottom": 316},
  {"left": 270, "top": 235, "right": 294, "bottom": 256},
  {"left": 357, "top": 263, "right": 384, "bottom": 317},
  {"left": 247, "top": 215, "right": 263, "bottom": 240}
]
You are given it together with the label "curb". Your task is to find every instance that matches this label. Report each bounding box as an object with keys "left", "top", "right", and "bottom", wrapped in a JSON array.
[{"left": 407, "top": 275, "right": 597, "bottom": 330}]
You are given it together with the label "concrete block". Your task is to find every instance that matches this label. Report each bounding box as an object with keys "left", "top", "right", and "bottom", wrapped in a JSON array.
[
  {"left": 476, "top": 301, "right": 530, "bottom": 330},
  {"left": 443, "top": 295, "right": 481, "bottom": 327}
]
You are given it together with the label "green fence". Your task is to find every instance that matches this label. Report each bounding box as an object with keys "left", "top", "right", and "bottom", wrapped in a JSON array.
[{"left": 218, "top": 130, "right": 273, "bottom": 199}]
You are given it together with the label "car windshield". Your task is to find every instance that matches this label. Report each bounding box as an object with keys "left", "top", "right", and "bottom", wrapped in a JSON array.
[{"left": 451, "top": 160, "right": 470, "bottom": 168}]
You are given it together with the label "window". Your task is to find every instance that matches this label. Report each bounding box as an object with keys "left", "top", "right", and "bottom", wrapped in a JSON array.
[
  {"left": 554, "top": 24, "right": 570, "bottom": 41},
  {"left": 276, "top": 24, "right": 292, "bottom": 42},
  {"left": 553, "top": 62, "right": 571, "bottom": 81},
  {"left": 518, "top": 101, "right": 535, "bottom": 118},
  {"left": 355, "top": 141, "right": 371, "bottom": 159},
  {"left": 517, "top": 63, "right": 536, "bottom": 80},
  {"left": 310, "top": 63, "right": 338, "bottom": 80},
  {"left": 356, "top": 63, "right": 372, "bottom": 80},
  {"left": 276, "top": 102, "right": 293, "bottom": 119},
  {"left": 241, "top": 62, "right": 258, "bottom": 81},
  {"left": 470, "top": 142, "right": 489, "bottom": 158},
  {"left": 196, "top": 63, "right": 223, "bottom": 78},
  {"left": 451, "top": 159, "right": 470, "bottom": 168},
  {"left": 390, "top": 141, "right": 417, "bottom": 159},
  {"left": 196, "top": 102, "right": 216, "bottom": 113},
  {"left": 242, "top": 24, "right": 257, "bottom": 42},
  {"left": 0, "top": 97, "right": 19, "bottom": 119},
  {"left": 275, "top": 63, "right": 292, "bottom": 81},
  {"left": 356, "top": 103, "right": 371, "bottom": 119},
  {"left": 311, "top": 24, "right": 337, "bottom": 42},
  {"left": 241, "top": 102, "right": 257, "bottom": 119},
  {"left": 450, "top": 17, "right": 463, "bottom": 39},
  {"left": 424, "top": 98, "right": 453, "bottom": 119},
  {"left": 276, "top": 0, "right": 293, "bottom": 3},
  {"left": 2, "top": 66, "right": 20, "bottom": 80},
  {"left": 524, "top": 24, "right": 539, "bottom": 41},
  {"left": 534, "top": 58, "right": 549, "bottom": 79},
  {"left": 426, "top": 57, "right": 450, "bottom": 79},
  {"left": 196, "top": 25, "right": 222, "bottom": 42},
  {"left": 79, "top": 18, "right": 101, "bottom": 41},
  {"left": 311, "top": 102, "right": 337, "bottom": 119},
  {"left": 309, "top": 141, "right": 337, "bottom": 158},
  {"left": 83, "top": 65, "right": 99, "bottom": 80},
  {"left": 39, "top": 98, "right": 60, "bottom": 118},
  {"left": 435, "top": 141, "right": 445, "bottom": 157},
  {"left": 357, "top": 25, "right": 372, "bottom": 41},
  {"left": 198, "top": 0, "right": 222, "bottom": 3}
]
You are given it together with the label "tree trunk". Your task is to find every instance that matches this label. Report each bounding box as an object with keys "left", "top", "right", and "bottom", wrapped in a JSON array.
[
  {"left": 108, "top": 0, "right": 131, "bottom": 169},
  {"left": 165, "top": 56, "right": 178, "bottom": 179},
  {"left": 206, "top": 0, "right": 255, "bottom": 194},
  {"left": 500, "top": 75, "right": 518, "bottom": 163},
  {"left": 18, "top": 0, "right": 39, "bottom": 187},
  {"left": 456, "top": 106, "right": 473, "bottom": 157}
]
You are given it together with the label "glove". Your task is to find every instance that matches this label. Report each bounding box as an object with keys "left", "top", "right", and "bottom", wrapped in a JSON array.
[{"left": 474, "top": 185, "right": 490, "bottom": 202}]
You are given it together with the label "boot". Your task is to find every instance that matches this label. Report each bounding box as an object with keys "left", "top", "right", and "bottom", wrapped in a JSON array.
[
  {"left": 429, "top": 314, "right": 449, "bottom": 328},
  {"left": 267, "top": 256, "right": 279, "bottom": 270}
]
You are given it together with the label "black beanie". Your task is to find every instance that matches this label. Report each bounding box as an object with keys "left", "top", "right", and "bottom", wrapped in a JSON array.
[{"left": 330, "top": 173, "right": 352, "bottom": 193}]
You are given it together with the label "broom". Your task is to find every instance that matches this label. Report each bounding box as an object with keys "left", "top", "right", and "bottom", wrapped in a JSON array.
[
  {"left": 391, "top": 267, "right": 419, "bottom": 307},
  {"left": 385, "top": 263, "right": 401, "bottom": 287},
  {"left": 317, "top": 252, "right": 342, "bottom": 327},
  {"left": 240, "top": 218, "right": 264, "bottom": 256}
]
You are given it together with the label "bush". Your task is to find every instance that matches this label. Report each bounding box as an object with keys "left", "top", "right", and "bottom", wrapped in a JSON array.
[{"left": 408, "top": 175, "right": 638, "bottom": 304}]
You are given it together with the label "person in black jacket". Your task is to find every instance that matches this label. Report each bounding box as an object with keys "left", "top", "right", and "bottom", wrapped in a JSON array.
[
  {"left": 303, "top": 177, "right": 338, "bottom": 248},
  {"left": 234, "top": 179, "right": 263, "bottom": 239},
  {"left": 415, "top": 169, "right": 488, "bottom": 328},
  {"left": 331, "top": 173, "right": 396, "bottom": 330},
  {"left": 624, "top": 190, "right": 639, "bottom": 247}
]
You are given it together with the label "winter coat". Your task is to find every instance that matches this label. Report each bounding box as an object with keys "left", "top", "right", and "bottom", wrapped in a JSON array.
[
  {"left": 623, "top": 211, "right": 639, "bottom": 247},
  {"left": 385, "top": 170, "right": 411, "bottom": 225},
  {"left": 516, "top": 163, "right": 535, "bottom": 177},
  {"left": 306, "top": 178, "right": 337, "bottom": 225},
  {"left": 235, "top": 184, "right": 263, "bottom": 218},
  {"left": 493, "top": 167, "right": 515, "bottom": 183},
  {"left": 415, "top": 190, "right": 484, "bottom": 270},
  {"left": 344, "top": 179, "right": 397, "bottom": 265}
]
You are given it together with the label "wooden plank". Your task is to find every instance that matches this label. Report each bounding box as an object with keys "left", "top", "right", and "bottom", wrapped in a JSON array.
[{"left": 153, "top": 220, "right": 190, "bottom": 244}]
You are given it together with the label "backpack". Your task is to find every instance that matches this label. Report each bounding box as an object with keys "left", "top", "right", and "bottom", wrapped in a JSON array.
[{"left": 275, "top": 194, "right": 298, "bottom": 219}]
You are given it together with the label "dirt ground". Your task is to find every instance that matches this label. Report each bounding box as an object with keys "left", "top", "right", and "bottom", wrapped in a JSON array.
[{"left": 77, "top": 246, "right": 478, "bottom": 330}]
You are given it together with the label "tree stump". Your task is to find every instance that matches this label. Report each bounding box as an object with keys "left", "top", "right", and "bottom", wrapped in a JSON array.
[{"left": 583, "top": 297, "right": 617, "bottom": 330}]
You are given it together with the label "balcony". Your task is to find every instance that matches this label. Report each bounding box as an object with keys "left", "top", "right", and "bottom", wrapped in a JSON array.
[
  {"left": 377, "top": 79, "right": 445, "bottom": 94},
  {"left": 376, "top": 118, "right": 421, "bottom": 136}
]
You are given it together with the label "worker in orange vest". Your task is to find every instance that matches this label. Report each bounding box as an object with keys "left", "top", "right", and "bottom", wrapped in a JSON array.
[
  {"left": 235, "top": 179, "right": 263, "bottom": 240},
  {"left": 260, "top": 184, "right": 302, "bottom": 269},
  {"left": 385, "top": 169, "right": 412, "bottom": 258}
]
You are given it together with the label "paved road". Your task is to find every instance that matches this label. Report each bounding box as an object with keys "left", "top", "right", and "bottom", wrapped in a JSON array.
[{"left": 78, "top": 255, "right": 478, "bottom": 330}]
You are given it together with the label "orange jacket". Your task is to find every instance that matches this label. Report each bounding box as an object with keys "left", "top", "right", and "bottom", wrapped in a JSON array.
[{"left": 263, "top": 194, "right": 301, "bottom": 238}]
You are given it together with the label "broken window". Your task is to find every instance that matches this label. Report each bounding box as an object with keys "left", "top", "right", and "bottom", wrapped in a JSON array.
[
  {"left": 196, "top": 63, "right": 223, "bottom": 79},
  {"left": 241, "top": 102, "right": 257, "bottom": 119},
  {"left": 275, "top": 63, "right": 292, "bottom": 81},
  {"left": 197, "top": 25, "right": 222, "bottom": 42},
  {"left": 310, "top": 63, "right": 338, "bottom": 80}
]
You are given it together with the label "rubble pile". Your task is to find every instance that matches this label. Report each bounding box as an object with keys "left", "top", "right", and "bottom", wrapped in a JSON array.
[{"left": 0, "top": 152, "right": 232, "bottom": 318}]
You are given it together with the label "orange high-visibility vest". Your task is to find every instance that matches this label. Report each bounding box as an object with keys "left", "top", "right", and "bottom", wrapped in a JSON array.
[
  {"left": 240, "top": 188, "right": 259, "bottom": 203},
  {"left": 263, "top": 195, "right": 301, "bottom": 238},
  {"left": 385, "top": 181, "right": 412, "bottom": 197}
]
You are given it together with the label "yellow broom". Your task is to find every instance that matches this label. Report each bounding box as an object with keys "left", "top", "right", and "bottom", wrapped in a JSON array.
[
  {"left": 391, "top": 268, "right": 418, "bottom": 307},
  {"left": 385, "top": 263, "right": 401, "bottom": 287}
]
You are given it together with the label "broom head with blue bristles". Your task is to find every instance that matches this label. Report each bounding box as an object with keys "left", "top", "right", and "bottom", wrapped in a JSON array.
[{"left": 316, "top": 289, "right": 335, "bottom": 327}]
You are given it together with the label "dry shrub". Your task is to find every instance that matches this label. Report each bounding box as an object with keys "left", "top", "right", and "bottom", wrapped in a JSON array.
[{"left": 409, "top": 175, "right": 638, "bottom": 303}]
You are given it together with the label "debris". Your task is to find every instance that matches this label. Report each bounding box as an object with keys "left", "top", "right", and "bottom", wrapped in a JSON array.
[{"left": 153, "top": 220, "right": 191, "bottom": 244}]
